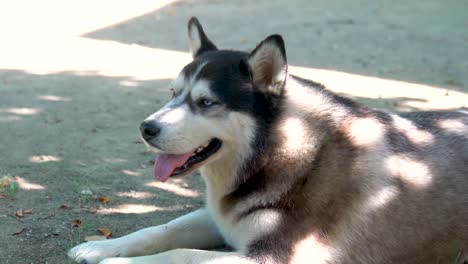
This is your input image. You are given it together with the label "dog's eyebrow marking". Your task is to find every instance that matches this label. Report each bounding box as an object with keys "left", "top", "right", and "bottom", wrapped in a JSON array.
[
  {"left": 171, "top": 61, "right": 209, "bottom": 108},
  {"left": 188, "top": 61, "right": 208, "bottom": 86},
  {"left": 173, "top": 72, "right": 185, "bottom": 92},
  {"left": 170, "top": 72, "right": 190, "bottom": 106},
  {"left": 190, "top": 79, "right": 213, "bottom": 100}
]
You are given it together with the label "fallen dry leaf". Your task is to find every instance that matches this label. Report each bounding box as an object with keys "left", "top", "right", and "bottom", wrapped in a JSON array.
[
  {"left": 97, "top": 196, "right": 110, "bottom": 203},
  {"left": 97, "top": 227, "right": 112, "bottom": 238},
  {"left": 85, "top": 235, "right": 107, "bottom": 241},
  {"left": 15, "top": 209, "right": 24, "bottom": 218},
  {"left": 12, "top": 227, "right": 25, "bottom": 235},
  {"left": 71, "top": 219, "right": 82, "bottom": 228}
]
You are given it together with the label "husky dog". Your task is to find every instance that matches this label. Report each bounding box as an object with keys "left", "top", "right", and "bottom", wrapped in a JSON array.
[{"left": 69, "top": 17, "right": 468, "bottom": 264}]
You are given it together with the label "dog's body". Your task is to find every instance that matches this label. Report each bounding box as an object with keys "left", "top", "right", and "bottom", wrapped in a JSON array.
[{"left": 69, "top": 18, "right": 468, "bottom": 264}]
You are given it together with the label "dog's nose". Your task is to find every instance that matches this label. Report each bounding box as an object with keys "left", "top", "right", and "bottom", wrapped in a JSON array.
[{"left": 140, "top": 121, "right": 161, "bottom": 141}]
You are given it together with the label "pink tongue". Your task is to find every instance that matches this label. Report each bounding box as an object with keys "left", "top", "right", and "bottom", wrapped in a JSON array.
[{"left": 153, "top": 152, "right": 193, "bottom": 182}]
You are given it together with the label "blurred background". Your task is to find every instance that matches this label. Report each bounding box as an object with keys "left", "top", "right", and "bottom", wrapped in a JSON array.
[{"left": 0, "top": 0, "right": 467, "bottom": 263}]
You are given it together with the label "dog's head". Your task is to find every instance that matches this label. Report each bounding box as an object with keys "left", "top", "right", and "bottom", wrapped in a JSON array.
[{"left": 140, "top": 17, "right": 288, "bottom": 181}]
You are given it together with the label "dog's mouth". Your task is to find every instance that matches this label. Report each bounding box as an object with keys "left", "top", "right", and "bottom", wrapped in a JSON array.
[{"left": 153, "top": 138, "right": 222, "bottom": 182}]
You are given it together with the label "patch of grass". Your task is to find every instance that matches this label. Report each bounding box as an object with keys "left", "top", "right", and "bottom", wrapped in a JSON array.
[
  {"left": 437, "top": 248, "right": 465, "bottom": 264},
  {"left": 0, "top": 176, "right": 19, "bottom": 198},
  {"left": 453, "top": 249, "right": 462, "bottom": 264}
]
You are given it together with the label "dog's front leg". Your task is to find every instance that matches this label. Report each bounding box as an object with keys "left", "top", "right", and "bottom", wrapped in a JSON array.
[
  {"left": 98, "top": 249, "right": 256, "bottom": 264},
  {"left": 68, "top": 208, "right": 224, "bottom": 264}
]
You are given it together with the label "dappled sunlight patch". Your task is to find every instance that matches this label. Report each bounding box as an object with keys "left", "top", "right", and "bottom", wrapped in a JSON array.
[
  {"left": 145, "top": 181, "right": 200, "bottom": 198},
  {"left": 97, "top": 203, "right": 185, "bottom": 215},
  {"left": 97, "top": 204, "right": 161, "bottom": 214},
  {"left": 1, "top": 107, "right": 41, "bottom": 115},
  {"left": 0, "top": 0, "right": 179, "bottom": 81},
  {"left": 290, "top": 232, "right": 333, "bottom": 263},
  {"left": 250, "top": 209, "right": 283, "bottom": 238},
  {"left": 0, "top": 115, "right": 22, "bottom": 122},
  {"left": 121, "top": 169, "right": 142, "bottom": 177},
  {"left": 0, "top": 0, "right": 178, "bottom": 36},
  {"left": 348, "top": 118, "right": 384, "bottom": 147},
  {"left": 37, "top": 94, "right": 71, "bottom": 102},
  {"left": 71, "top": 70, "right": 100, "bottom": 76},
  {"left": 365, "top": 186, "right": 399, "bottom": 211},
  {"left": 392, "top": 115, "right": 434, "bottom": 146},
  {"left": 119, "top": 80, "right": 140, "bottom": 87},
  {"left": 279, "top": 117, "right": 309, "bottom": 156},
  {"left": 15, "top": 176, "right": 45, "bottom": 190},
  {"left": 403, "top": 129, "right": 434, "bottom": 146},
  {"left": 116, "top": 191, "right": 154, "bottom": 199},
  {"left": 385, "top": 155, "right": 432, "bottom": 188},
  {"left": 287, "top": 78, "right": 342, "bottom": 116},
  {"left": 29, "top": 155, "right": 62, "bottom": 163},
  {"left": 0, "top": 38, "right": 192, "bottom": 80},
  {"left": 103, "top": 158, "right": 127, "bottom": 163},
  {"left": 436, "top": 119, "right": 467, "bottom": 136}
]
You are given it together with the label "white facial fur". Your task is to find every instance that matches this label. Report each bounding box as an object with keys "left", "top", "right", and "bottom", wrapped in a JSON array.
[{"left": 144, "top": 69, "right": 256, "bottom": 164}]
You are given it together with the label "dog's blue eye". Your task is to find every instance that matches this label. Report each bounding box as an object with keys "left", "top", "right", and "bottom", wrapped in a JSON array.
[{"left": 199, "top": 98, "right": 216, "bottom": 108}]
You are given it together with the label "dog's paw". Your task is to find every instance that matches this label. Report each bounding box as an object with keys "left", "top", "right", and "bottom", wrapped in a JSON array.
[{"left": 68, "top": 240, "right": 126, "bottom": 264}]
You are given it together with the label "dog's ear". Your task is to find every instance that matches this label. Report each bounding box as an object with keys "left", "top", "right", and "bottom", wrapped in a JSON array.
[
  {"left": 187, "top": 17, "right": 217, "bottom": 58},
  {"left": 248, "top": 35, "right": 287, "bottom": 96}
]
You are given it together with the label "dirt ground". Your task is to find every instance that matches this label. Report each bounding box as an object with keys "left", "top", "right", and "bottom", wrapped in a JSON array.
[{"left": 0, "top": 0, "right": 467, "bottom": 263}]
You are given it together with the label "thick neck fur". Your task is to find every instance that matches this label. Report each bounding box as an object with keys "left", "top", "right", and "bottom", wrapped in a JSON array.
[{"left": 201, "top": 74, "right": 356, "bottom": 209}]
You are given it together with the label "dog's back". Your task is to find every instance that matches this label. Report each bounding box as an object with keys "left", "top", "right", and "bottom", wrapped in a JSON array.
[
  {"left": 296, "top": 110, "right": 467, "bottom": 263},
  {"left": 341, "top": 110, "right": 468, "bottom": 263},
  {"left": 238, "top": 76, "right": 468, "bottom": 263}
]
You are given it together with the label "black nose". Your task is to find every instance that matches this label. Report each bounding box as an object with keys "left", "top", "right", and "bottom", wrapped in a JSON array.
[{"left": 140, "top": 121, "right": 161, "bottom": 141}]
